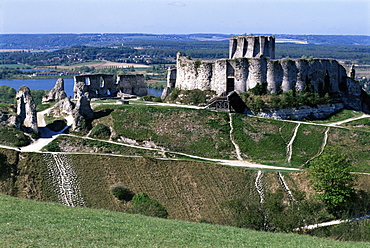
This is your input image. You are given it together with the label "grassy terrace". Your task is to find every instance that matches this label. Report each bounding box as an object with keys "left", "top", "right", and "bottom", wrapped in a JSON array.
[{"left": 1, "top": 193, "right": 368, "bottom": 248}]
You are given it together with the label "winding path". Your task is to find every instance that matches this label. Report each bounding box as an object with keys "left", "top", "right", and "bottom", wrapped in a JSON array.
[
  {"left": 277, "top": 172, "right": 296, "bottom": 202},
  {"left": 228, "top": 113, "right": 243, "bottom": 161},
  {"left": 11, "top": 103, "right": 370, "bottom": 172},
  {"left": 294, "top": 214, "right": 370, "bottom": 231},
  {"left": 255, "top": 171, "right": 264, "bottom": 203},
  {"left": 286, "top": 123, "right": 300, "bottom": 163}
]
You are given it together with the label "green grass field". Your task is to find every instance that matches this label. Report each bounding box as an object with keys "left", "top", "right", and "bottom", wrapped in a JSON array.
[{"left": 1, "top": 193, "right": 368, "bottom": 247}]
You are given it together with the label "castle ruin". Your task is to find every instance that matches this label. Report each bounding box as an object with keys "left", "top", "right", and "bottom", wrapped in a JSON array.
[
  {"left": 165, "top": 35, "right": 370, "bottom": 114},
  {"left": 73, "top": 73, "right": 147, "bottom": 99}
]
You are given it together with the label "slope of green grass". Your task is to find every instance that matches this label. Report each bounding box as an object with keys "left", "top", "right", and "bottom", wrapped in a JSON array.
[
  {"left": 310, "top": 109, "right": 364, "bottom": 124},
  {"left": 93, "top": 104, "right": 234, "bottom": 159},
  {"left": 1, "top": 193, "right": 368, "bottom": 248},
  {"left": 88, "top": 104, "right": 370, "bottom": 172}
]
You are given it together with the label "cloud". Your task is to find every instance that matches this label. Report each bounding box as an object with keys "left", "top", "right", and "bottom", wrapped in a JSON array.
[{"left": 168, "top": 2, "right": 186, "bottom": 7}]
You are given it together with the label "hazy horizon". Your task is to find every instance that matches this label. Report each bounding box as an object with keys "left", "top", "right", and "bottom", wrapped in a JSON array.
[{"left": 1, "top": 0, "right": 369, "bottom": 35}]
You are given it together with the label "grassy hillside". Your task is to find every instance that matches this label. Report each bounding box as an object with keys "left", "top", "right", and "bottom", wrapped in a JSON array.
[
  {"left": 85, "top": 104, "right": 370, "bottom": 172},
  {"left": 1, "top": 193, "right": 369, "bottom": 248},
  {"left": 1, "top": 148, "right": 369, "bottom": 234},
  {"left": 1, "top": 101, "right": 370, "bottom": 242}
]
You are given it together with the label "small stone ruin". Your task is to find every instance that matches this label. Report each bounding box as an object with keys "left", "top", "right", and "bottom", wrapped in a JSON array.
[
  {"left": 16, "top": 86, "right": 38, "bottom": 133},
  {"left": 42, "top": 78, "right": 67, "bottom": 104},
  {"left": 73, "top": 73, "right": 147, "bottom": 100}
]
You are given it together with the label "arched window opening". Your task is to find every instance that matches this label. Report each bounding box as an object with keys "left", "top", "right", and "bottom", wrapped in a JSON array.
[{"left": 100, "top": 77, "right": 105, "bottom": 88}]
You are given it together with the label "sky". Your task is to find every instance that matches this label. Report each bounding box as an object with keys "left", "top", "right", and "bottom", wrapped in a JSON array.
[{"left": 0, "top": 0, "right": 369, "bottom": 35}]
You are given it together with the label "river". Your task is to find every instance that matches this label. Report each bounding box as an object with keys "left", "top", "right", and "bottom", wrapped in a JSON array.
[{"left": 0, "top": 78, "right": 162, "bottom": 97}]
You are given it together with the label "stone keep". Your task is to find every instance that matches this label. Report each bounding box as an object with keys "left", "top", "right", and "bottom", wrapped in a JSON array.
[{"left": 168, "top": 35, "right": 368, "bottom": 113}]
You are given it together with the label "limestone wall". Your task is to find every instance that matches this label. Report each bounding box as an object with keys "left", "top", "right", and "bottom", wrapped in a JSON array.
[
  {"left": 73, "top": 73, "right": 147, "bottom": 99},
  {"left": 74, "top": 74, "right": 116, "bottom": 99},
  {"left": 117, "top": 74, "right": 147, "bottom": 96},
  {"left": 229, "top": 35, "right": 275, "bottom": 59},
  {"left": 166, "top": 68, "right": 177, "bottom": 88},
  {"left": 175, "top": 54, "right": 352, "bottom": 96},
  {"left": 16, "top": 86, "right": 38, "bottom": 133},
  {"left": 172, "top": 35, "right": 368, "bottom": 113},
  {"left": 257, "top": 103, "right": 344, "bottom": 120}
]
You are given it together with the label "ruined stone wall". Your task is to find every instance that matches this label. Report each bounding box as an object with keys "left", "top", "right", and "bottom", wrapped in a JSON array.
[
  {"left": 74, "top": 74, "right": 116, "bottom": 99},
  {"left": 16, "top": 86, "right": 38, "bottom": 133},
  {"left": 172, "top": 34, "right": 367, "bottom": 113},
  {"left": 175, "top": 54, "right": 362, "bottom": 107},
  {"left": 265, "top": 58, "right": 345, "bottom": 94},
  {"left": 117, "top": 74, "right": 147, "bottom": 96},
  {"left": 74, "top": 73, "right": 147, "bottom": 99},
  {"left": 176, "top": 53, "right": 214, "bottom": 92},
  {"left": 210, "top": 59, "right": 227, "bottom": 94},
  {"left": 166, "top": 68, "right": 177, "bottom": 88},
  {"left": 229, "top": 35, "right": 275, "bottom": 59}
]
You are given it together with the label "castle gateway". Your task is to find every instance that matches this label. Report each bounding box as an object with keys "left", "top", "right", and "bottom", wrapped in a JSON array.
[{"left": 164, "top": 35, "right": 369, "bottom": 113}]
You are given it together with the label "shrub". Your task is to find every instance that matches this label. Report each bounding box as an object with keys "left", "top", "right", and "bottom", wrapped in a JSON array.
[
  {"left": 249, "top": 97, "right": 266, "bottom": 114},
  {"left": 168, "top": 88, "right": 181, "bottom": 101},
  {"left": 308, "top": 146, "right": 356, "bottom": 216},
  {"left": 110, "top": 183, "right": 134, "bottom": 201},
  {"left": 224, "top": 191, "right": 332, "bottom": 233},
  {"left": 0, "top": 126, "right": 30, "bottom": 147},
  {"left": 141, "top": 96, "right": 162, "bottom": 102},
  {"left": 194, "top": 59, "right": 201, "bottom": 68},
  {"left": 127, "top": 193, "right": 168, "bottom": 218},
  {"left": 43, "top": 141, "right": 61, "bottom": 152},
  {"left": 167, "top": 89, "right": 215, "bottom": 105},
  {"left": 250, "top": 82, "right": 268, "bottom": 95},
  {"left": 89, "top": 123, "right": 111, "bottom": 140}
]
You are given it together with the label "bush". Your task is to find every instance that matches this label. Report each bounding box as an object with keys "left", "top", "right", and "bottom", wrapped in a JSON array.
[
  {"left": 250, "top": 82, "right": 268, "bottom": 95},
  {"left": 249, "top": 97, "right": 266, "bottom": 114},
  {"left": 110, "top": 183, "right": 134, "bottom": 201},
  {"left": 127, "top": 193, "right": 168, "bottom": 218},
  {"left": 308, "top": 146, "right": 356, "bottom": 216},
  {"left": 0, "top": 126, "right": 30, "bottom": 147},
  {"left": 141, "top": 96, "right": 162, "bottom": 102},
  {"left": 168, "top": 88, "right": 181, "bottom": 101},
  {"left": 43, "top": 141, "right": 61, "bottom": 152},
  {"left": 167, "top": 89, "right": 215, "bottom": 105},
  {"left": 194, "top": 59, "right": 201, "bottom": 68},
  {"left": 89, "top": 123, "right": 111, "bottom": 139},
  {"left": 224, "top": 191, "right": 332, "bottom": 233}
]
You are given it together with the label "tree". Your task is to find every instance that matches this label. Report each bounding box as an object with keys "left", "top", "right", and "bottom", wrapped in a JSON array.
[
  {"left": 308, "top": 147, "right": 356, "bottom": 215},
  {"left": 128, "top": 193, "right": 168, "bottom": 218}
]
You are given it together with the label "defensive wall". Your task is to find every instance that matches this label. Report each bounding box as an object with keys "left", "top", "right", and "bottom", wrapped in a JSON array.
[
  {"left": 167, "top": 35, "right": 369, "bottom": 113},
  {"left": 73, "top": 73, "right": 147, "bottom": 99}
]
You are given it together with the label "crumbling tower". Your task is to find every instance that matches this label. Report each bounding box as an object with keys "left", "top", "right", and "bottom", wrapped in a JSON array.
[{"left": 229, "top": 35, "right": 275, "bottom": 59}]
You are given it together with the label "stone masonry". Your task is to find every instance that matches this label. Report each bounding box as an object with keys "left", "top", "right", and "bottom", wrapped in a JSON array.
[
  {"left": 165, "top": 35, "right": 370, "bottom": 113},
  {"left": 73, "top": 73, "right": 147, "bottom": 99},
  {"left": 16, "top": 86, "right": 38, "bottom": 133}
]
